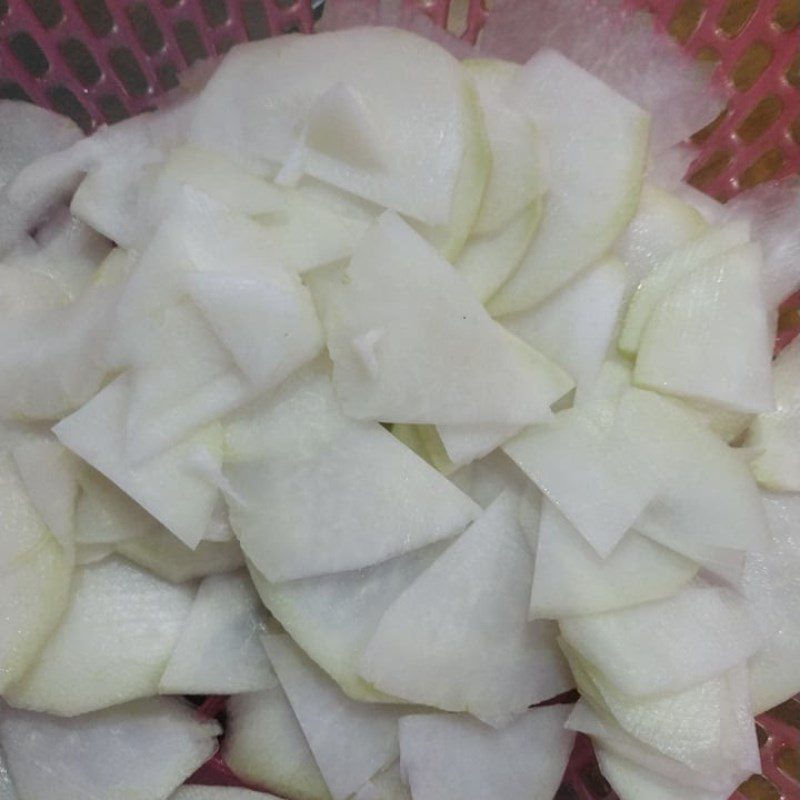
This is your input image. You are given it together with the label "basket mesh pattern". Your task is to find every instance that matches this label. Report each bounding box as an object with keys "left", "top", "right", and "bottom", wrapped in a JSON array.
[{"left": 1, "top": 1, "right": 799, "bottom": 799}]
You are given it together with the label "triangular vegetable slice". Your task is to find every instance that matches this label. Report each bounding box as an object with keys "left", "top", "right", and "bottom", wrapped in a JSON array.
[
  {"left": 0, "top": 698, "right": 219, "bottom": 800},
  {"left": 159, "top": 571, "right": 274, "bottom": 695},
  {"left": 559, "top": 585, "right": 763, "bottom": 697},
  {"left": 530, "top": 500, "right": 697, "bottom": 618},
  {"left": 224, "top": 686, "right": 332, "bottom": 800},
  {"left": 326, "top": 211, "right": 573, "bottom": 425},
  {"left": 249, "top": 541, "right": 447, "bottom": 702},
  {"left": 360, "top": 492, "right": 573, "bottom": 725},
  {"left": 171, "top": 789, "right": 282, "bottom": 800},
  {"left": 265, "top": 634, "right": 401, "bottom": 800},
  {"left": 487, "top": 49, "right": 648, "bottom": 314},
  {"left": 354, "top": 762, "right": 410, "bottom": 800},
  {"left": 5, "top": 557, "right": 193, "bottom": 715},
  {"left": 224, "top": 361, "right": 479, "bottom": 582},
  {"left": 399, "top": 706, "right": 575, "bottom": 800},
  {"left": 634, "top": 243, "right": 774, "bottom": 414}
]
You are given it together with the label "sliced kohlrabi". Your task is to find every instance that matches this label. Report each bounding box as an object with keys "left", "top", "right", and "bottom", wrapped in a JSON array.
[
  {"left": 530, "top": 500, "right": 697, "bottom": 618},
  {"left": 5, "top": 557, "right": 193, "bottom": 716},
  {"left": 248, "top": 541, "right": 447, "bottom": 702},
  {"left": 463, "top": 59, "right": 545, "bottom": 236},
  {"left": 265, "top": 634, "right": 401, "bottom": 800},
  {"left": 159, "top": 571, "right": 273, "bottom": 695},
  {"left": 354, "top": 762, "right": 410, "bottom": 800},
  {"left": 325, "top": 212, "right": 573, "bottom": 425},
  {"left": 435, "top": 422, "right": 523, "bottom": 469},
  {"left": 487, "top": 49, "right": 649, "bottom": 314},
  {"left": 360, "top": 492, "right": 573, "bottom": 726},
  {"left": 634, "top": 242, "right": 774, "bottom": 414},
  {"left": 171, "top": 789, "right": 282, "bottom": 800},
  {"left": 224, "top": 686, "right": 332, "bottom": 800},
  {"left": 0, "top": 698, "right": 219, "bottom": 800},
  {"left": 224, "top": 361, "right": 480, "bottom": 582},
  {"left": 448, "top": 449, "right": 533, "bottom": 510},
  {"left": 399, "top": 706, "right": 575, "bottom": 800}
]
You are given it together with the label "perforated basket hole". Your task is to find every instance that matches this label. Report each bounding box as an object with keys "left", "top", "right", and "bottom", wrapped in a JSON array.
[
  {"left": 792, "top": 115, "right": 800, "bottom": 145},
  {"left": 756, "top": 721, "right": 770, "bottom": 748},
  {"left": 242, "top": 0, "right": 269, "bottom": 40},
  {"left": 553, "top": 786, "right": 579, "bottom": 800},
  {"left": 775, "top": 0, "right": 800, "bottom": 32},
  {"left": 0, "top": 0, "right": 8, "bottom": 20},
  {"left": 59, "top": 38, "right": 102, "bottom": 86},
  {"left": 581, "top": 761, "right": 612, "bottom": 797},
  {"left": 777, "top": 747, "right": 800, "bottom": 782},
  {"left": 769, "top": 697, "right": 800, "bottom": 728},
  {"left": 9, "top": 32, "right": 50, "bottom": 77},
  {"left": 689, "top": 148, "right": 733, "bottom": 188},
  {"left": 788, "top": 53, "right": 800, "bottom": 90},
  {"left": 128, "top": 4, "right": 166, "bottom": 56},
  {"left": 732, "top": 41, "right": 774, "bottom": 90},
  {"left": 98, "top": 94, "right": 130, "bottom": 124},
  {"left": 48, "top": 85, "right": 91, "bottom": 130},
  {"left": 669, "top": 0, "right": 705, "bottom": 44},
  {"left": 737, "top": 95, "right": 784, "bottom": 143},
  {"left": 739, "top": 774, "right": 782, "bottom": 800},
  {"left": 156, "top": 62, "right": 180, "bottom": 92},
  {"left": 696, "top": 45, "right": 721, "bottom": 63},
  {"left": 275, "top": 0, "right": 299, "bottom": 8},
  {"left": 74, "top": 0, "right": 114, "bottom": 37},
  {"left": 109, "top": 47, "right": 149, "bottom": 96},
  {"left": 692, "top": 108, "right": 728, "bottom": 144},
  {"left": 26, "top": 0, "right": 63, "bottom": 29},
  {"left": 718, "top": 0, "right": 757, "bottom": 37},
  {"left": 447, "top": 0, "right": 471, "bottom": 37},
  {"left": 739, "top": 147, "right": 786, "bottom": 189},
  {"left": 0, "top": 82, "right": 31, "bottom": 102},
  {"left": 201, "top": 0, "right": 229, "bottom": 28},
  {"left": 174, "top": 19, "right": 208, "bottom": 65}
]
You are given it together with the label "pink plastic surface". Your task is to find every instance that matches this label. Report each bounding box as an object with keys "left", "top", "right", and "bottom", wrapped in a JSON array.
[{"left": 1, "top": 1, "right": 799, "bottom": 798}]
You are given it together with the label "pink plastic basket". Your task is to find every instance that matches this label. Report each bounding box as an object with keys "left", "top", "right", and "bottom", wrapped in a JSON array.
[{"left": 1, "top": 1, "right": 799, "bottom": 799}]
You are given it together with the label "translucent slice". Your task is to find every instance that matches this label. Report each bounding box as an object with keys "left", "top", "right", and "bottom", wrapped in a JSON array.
[
  {"left": 171, "top": 789, "right": 282, "bottom": 800},
  {"left": 159, "top": 571, "right": 272, "bottom": 695},
  {"left": 224, "top": 686, "right": 332, "bottom": 800},
  {"left": 0, "top": 698, "right": 219, "bottom": 800},
  {"left": 530, "top": 500, "right": 697, "bottom": 618},
  {"left": 487, "top": 49, "right": 648, "bottom": 314},
  {"left": 224, "top": 361, "right": 479, "bottom": 582},
  {"left": 634, "top": 243, "right": 774, "bottom": 414},
  {"left": 399, "top": 706, "right": 574, "bottom": 800},
  {"left": 559, "top": 585, "right": 763, "bottom": 698},
  {"left": 354, "top": 762, "right": 410, "bottom": 800},
  {"left": 746, "top": 336, "right": 800, "bottom": 490},
  {"left": 360, "top": 492, "right": 573, "bottom": 726},
  {"left": 5, "top": 557, "right": 193, "bottom": 715},
  {"left": 265, "top": 634, "right": 401, "bottom": 800},
  {"left": 249, "top": 541, "right": 446, "bottom": 702},
  {"left": 436, "top": 422, "right": 522, "bottom": 468},
  {"left": 448, "top": 449, "right": 533, "bottom": 510},
  {"left": 326, "top": 212, "right": 573, "bottom": 425},
  {"left": 54, "top": 375, "right": 223, "bottom": 549}
]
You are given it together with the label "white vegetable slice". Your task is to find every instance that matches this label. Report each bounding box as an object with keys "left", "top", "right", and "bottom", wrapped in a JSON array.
[
  {"left": 189, "top": 29, "right": 478, "bottom": 229},
  {"left": 54, "top": 375, "right": 223, "bottom": 549},
  {"left": 74, "top": 543, "right": 113, "bottom": 566},
  {"left": 744, "top": 492, "right": 800, "bottom": 714},
  {"left": 0, "top": 451, "right": 74, "bottom": 692},
  {"left": 463, "top": 59, "right": 545, "bottom": 236},
  {"left": 360, "top": 492, "right": 573, "bottom": 725},
  {"left": 619, "top": 220, "right": 751, "bottom": 355},
  {"left": 487, "top": 49, "right": 648, "bottom": 314},
  {"left": 265, "top": 634, "right": 401, "bottom": 800},
  {"left": 634, "top": 243, "right": 774, "bottom": 414},
  {"left": 615, "top": 184, "right": 707, "bottom": 296},
  {"left": 249, "top": 541, "right": 447, "bottom": 702},
  {"left": 159, "top": 571, "right": 273, "bottom": 694},
  {"left": 12, "top": 438, "right": 80, "bottom": 549},
  {"left": 746, "top": 336, "right": 800, "bottom": 490},
  {"left": 530, "top": 500, "right": 697, "bottom": 618},
  {"left": 116, "top": 528, "right": 244, "bottom": 583},
  {"left": 399, "top": 706, "right": 575, "bottom": 800},
  {"left": 224, "top": 687, "right": 332, "bottom": 800},
  {"left": 171, "top": 789, "right": 282, "bottom": 800},
  {"left": 153, "top": 145, "right": 285, "bottom": 218},
  {"left": 435, "top": 423, "right": 523, "bottom": 469},
  {"left": 75, "top": 468, "right": 157, "bottom": 546},
  {"left": 559, "top": 585, "right": 763, "bottom": 698},
  {"left": 596, "top": 747, "right": 738, "bottom": 800},
  {"left": 0, "top": 698, "right": 220, "bottom": 800},
  {"left": 5, "top": 557, "right": 193, "bottom": 715},
  {"left": 224, "top": 361, "right": 480, "bottom": 582},
  {"left": 454, "top": 202, "right": 541, "bottom": 303},
  {"left": 500, "top": 256, "right": 627, "bottom": 393},
  {"left": 184, "top": 269, "right": 323, "bottom": 391},
  {"left": 326, "top": 212, "right": 573, "bottom": 425}
]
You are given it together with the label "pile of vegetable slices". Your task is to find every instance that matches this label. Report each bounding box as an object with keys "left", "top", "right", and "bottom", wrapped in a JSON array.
[{"left": 0, "top": 4, "right": 798, "bottom": 800}]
